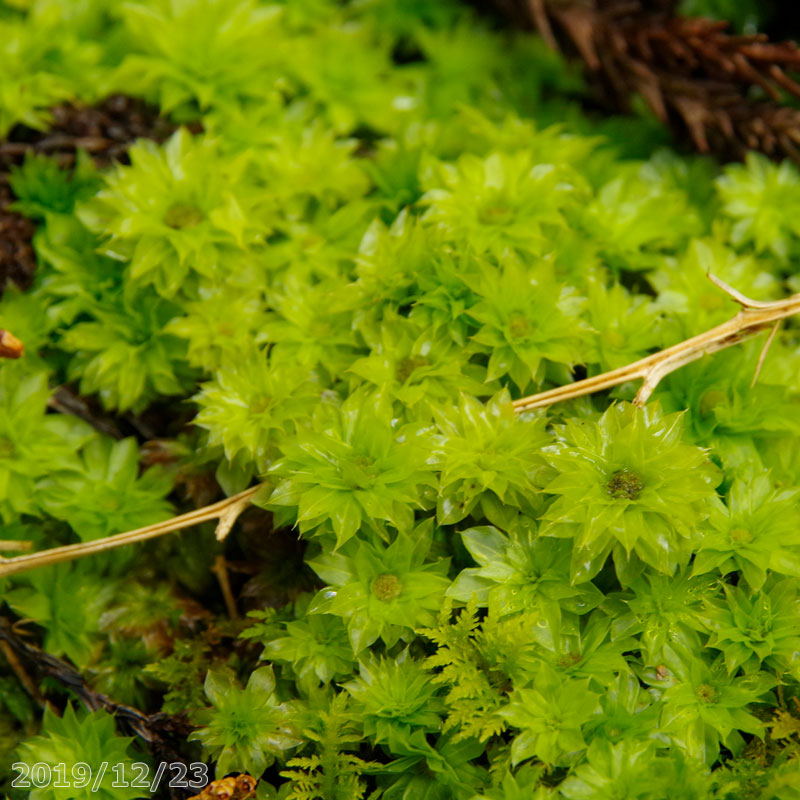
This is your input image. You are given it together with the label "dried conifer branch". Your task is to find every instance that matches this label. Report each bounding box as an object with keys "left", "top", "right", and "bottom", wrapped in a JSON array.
[
  {"left": 0, "top": 485, "right": 263, "bottom": 579},
  {"left": 514, "top": 274, "right": 800, "bottom": 412},
  {"left": 495, "top": 0, "right": 800, "bottom": 163},
  {"left": 214, "top": 491, "right": 257, "bottom": 541},
  {"left": 211, "top": 555, "right": 239, "bottom": 620}
]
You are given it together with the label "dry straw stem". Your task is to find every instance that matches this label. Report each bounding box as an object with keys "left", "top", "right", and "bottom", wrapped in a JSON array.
[
  {"left": 1, "top": 273, "right": 798, "bottom": 580},
  {"left": 514, "top": 273, "right": 800, "bottom": 411},
  {"left": 0, "top": 485, "right": 261, "bottom": 579}
]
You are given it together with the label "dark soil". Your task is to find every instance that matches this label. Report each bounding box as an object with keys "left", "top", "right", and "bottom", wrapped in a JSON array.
[
  {"left": 0, "top": 180, "right": 37, "bottom": 292},
  {"left": 0, "top": 95, "right": 181, "bottom": 295}
]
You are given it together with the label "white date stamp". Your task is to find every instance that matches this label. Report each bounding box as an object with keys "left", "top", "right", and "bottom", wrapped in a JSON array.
[{"left": 11, "top": 762, "right": 209, "bottom": 793}]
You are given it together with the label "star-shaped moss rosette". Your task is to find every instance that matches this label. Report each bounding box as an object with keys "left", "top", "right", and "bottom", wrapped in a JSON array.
[
  {"left": 654, "top": 649, "right": 776, "bottom": 764},
  {"left": 266, "top": 389, "right": 438, "bottom": 548},
  {"left": 579, "top": 162, "right": 702, "bottom": 274},
  {"left": 60, "top": 292, "right": 195, "bottom": 412},
  {"left": 164, "top": 285, "right": 269, "bottom": 371},
  {"left": 259, "top": 608, "right": 355, "bottom": 691},
  {"left": 349, "top": 210, "right": 433, "bottom": 309},
  {"left": 114, "top": 0, "right": 284, "bottom": 116},
  {"left": 189, "top": 666, "right": 300, "bottom": 778},
  {"left": 584, "top": 280, "right": 664, "bottom": 373},
  {"left": 194, "top": 346, "right": 319, "bottom": 471},
  {"left": 499, "top": 663, "right": 601, "bottom": 767},
  {"left": 697, "top": 578, "right": 800, "bottom": 678},
  {"left": 77, "top": 129, "right": 268, "bottom": 299},
  {"left": 36, "top": 437, "right": 173, "bottom": 542},
  {"left": 610, "top": 570, "right": 714, "bottom": 665},
  {"left": 306, "top": 522, "right": 450, "bottom": 652},
  {"left": 527, "top": 610, "right": 636, "bottom": 690},
  {"left": 0, "top": 14, "right": 106, "bottom": 138},
  {"left": 348, "top": 313, "right": 491, "bottom": 414},
  {"left": 650, "top": 238, "right": 780, "bottom": 338},
  {"left": 3, "top": 563, "right": 114, "bottom": 667},
  {"left": 447, "top": 525, "right": 603, "bottom": 620},
  {"left": 419, "top": 150, "right": 587, "bottom": 258},
  {"left": 692, "top": 473, "right": 800, "bottom": 590},
  {"left": 540, "top": 402, "right": 722, "bottom": 584},
  {"left": 559, "top": 738, "right": 711, "bottom": 800},
  {"left": 261, "top": 275, "right": 362, "bottom": 379},
  {"left": 654, "top": 343, "right": 800, "bottom": 453},
  {"left": 464, "top": 258, "right": 590, "bottom": 392},
  {"left": 581, "top": 672, "right": 662, "bottom": 749},
  {"left": 342, "top": 652, "right": 444, "bottom": 757},
  {"left": 15, "top": 704, "right": 146, "bottom": 800},
  {"left": 716, "top": 152, "right": 800, "bottom": 263},
  {"left": 0, "top": 369, "right": 94, "bottom": 522},
  {"left": 432, "top": 391, "right": 551, "bottom": 527}
]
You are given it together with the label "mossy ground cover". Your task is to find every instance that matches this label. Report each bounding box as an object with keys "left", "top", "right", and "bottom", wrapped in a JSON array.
[{"left": 1, "top": 1, "right": 800, "bottom": 798}]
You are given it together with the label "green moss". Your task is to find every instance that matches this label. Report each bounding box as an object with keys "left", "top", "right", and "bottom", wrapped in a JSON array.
[{"left": 2, "top": 0, "right": 800, "bottom": 796}]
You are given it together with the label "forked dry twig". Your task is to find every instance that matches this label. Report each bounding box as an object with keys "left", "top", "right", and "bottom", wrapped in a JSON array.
[
  {"left": 1, "top": 275, "right": 797, "bottom": 580},
  {"left": 514, "top": 273, "right": 800, "bottom": 412}
]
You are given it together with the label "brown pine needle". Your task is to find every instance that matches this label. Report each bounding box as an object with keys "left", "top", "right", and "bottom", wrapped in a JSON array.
[{"left": 0, "top": 640, "right": 44, "bottom": 705}]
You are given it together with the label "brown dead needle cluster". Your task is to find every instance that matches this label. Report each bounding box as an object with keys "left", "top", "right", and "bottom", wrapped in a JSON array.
[
  {"left": 0, "top": 615, "right": 195, "bottom": 771},
  {"left": 497, "top": 0, "right": 800, "bottom": 162}
]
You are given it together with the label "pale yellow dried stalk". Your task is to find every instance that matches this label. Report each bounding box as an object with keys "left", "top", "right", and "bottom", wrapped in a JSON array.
[
  {"left": 0, "top": 485, "right": 261, "bottom": 579},
  {"left": 0, "top": 540, "right": 33, "bottom": 552},
  {"left": 1, "top": 275, "right": 797, "bottom": 580},
  {"left": 514, "top": 274, "right": 800, "bottom": 412}
]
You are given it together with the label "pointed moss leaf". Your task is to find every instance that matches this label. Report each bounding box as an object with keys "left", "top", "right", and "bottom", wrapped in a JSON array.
[
  {"left": 267, "top": 390, "right": 437, "bottom": 547},
  {"left": 541, "top": 402, "right": 722, "bottom": 583},
  {"left": 307, "top": 522, "right": 450, "bottom": 652},
  {"left": 449, "top": 525, "right": 603, "bottom": 619},
  {"left": 16, "top": 704, "right": 146, "bottom": 800},
  {"left": 190, "top": 665, "right": 300, "bottom": 778}
]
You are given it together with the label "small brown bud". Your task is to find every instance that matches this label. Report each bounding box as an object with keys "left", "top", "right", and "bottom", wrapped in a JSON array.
[
  {"left": 210, "top": 777, "right": 236, "bottom": 800},
  {"left": 0, "top": 330, "right": 23, "bottom": 359},
  {"left": 188, "top": 775, "right": 258, "bottom": 800},
  {"left": 235, "top": 775, "right": 258, "bottom": 797}
]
